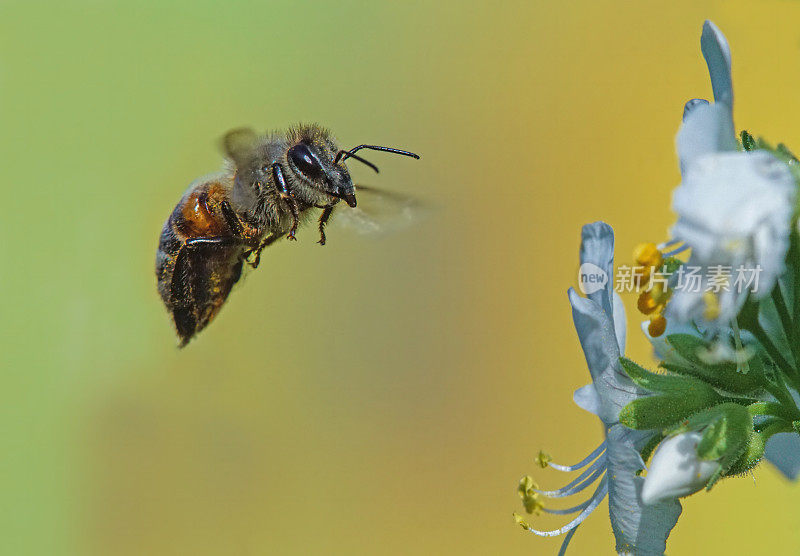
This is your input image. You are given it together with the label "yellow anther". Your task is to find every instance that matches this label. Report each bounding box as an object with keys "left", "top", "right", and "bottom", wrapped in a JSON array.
[
  {"left": 634, "top": 243, "right": 663, "bottom": 269},
  {"left": 633, "top": 243, "right": 664, "bottom": 289},
  {"left": 514, "top": 512, "right": 531, "bottom": 530},
  {"left": 517, "top": 475, "right": 545, "bottom": 515},
  {"left": 649, "top": 281, "right": 668, "bottom": 301},
  {"left": 648, "top": 315, "right": 668, "bottom": 337},
  {"left": 524, "top": 495, "right": 545, "bottom": 515},
  {"left": 535, "top": 450, "right": 551, "bottom": 468},
  {"left": 703, "top": 291, "right": 721, "bottom": 320},
  {"left": 518, "top": 475, "right": 538, "bottom": 493},
  {"left": 637, "top": 291, "right": 659, "bottom": 315},
  {"left": 634, "top": 266, "right": 651, "bottom": 288}
]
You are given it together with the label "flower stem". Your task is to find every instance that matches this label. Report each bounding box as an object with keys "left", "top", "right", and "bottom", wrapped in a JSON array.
[
  {"left": 763, "top": 372, "right": 800, "bottom": 418},
  {"left": 772, "top": 284, "right": 793, "bottom": 342},
  {"left": 771, "top": 283, "right": 799, "bottom": 367},
  {"left": 747, "top": 401, "right": 798, "bottom": 422},
  {"left": 759, "top": 420, "right": 795, "bottom": 438},
  {"left": 731, "top": 319, "right": 749, "bottom": 374},
  {"left": 790, "top": 234, "right": 800, "bottom": 359},
  {"left": 749, "top": 320, "right": 800, "bottom": 389}
]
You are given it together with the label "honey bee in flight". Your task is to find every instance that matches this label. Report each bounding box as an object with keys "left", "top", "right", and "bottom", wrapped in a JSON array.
[{"left": 156, "top": 124, "right": 419, "bottom": 346}]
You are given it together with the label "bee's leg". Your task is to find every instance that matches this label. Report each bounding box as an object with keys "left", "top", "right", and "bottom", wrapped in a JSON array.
[
  {"left": 247, "top": 232, "right": 283, "bottom": 269},
  {"left": 220, "top": 200, "right": 245, "bottom": 237},
  {"left": 272, "top": 163, "right": 300, "bottom": 241},
  {"left": 185, "top": 236, "right": 243, "bottom": 249},
  {"left": 317, "top": 206, "right": 334, "bottom": 245},
  {"left": 222, "top": 199, "right": 271, "bottom": 260},
  {"left": 186, "top": 236, "right": 252, "bottom": 271}
]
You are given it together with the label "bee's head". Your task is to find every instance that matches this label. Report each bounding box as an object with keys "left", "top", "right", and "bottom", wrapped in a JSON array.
[
  {"left": 223, "top": 124, "right": 419, "bottom": 210},
  {"left": 282, "top": 124, "right": 358, "bottom": 207}
]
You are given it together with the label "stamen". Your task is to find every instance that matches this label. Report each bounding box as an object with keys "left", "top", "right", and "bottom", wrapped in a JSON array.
[
  {"left": 657, "top": 239, "right": 682, "bottom": 249},
  {"left": 633, "top": 242, "right": 665, "bottom": 289},
  {"left": 637, "top": 291, "right": 660, "bottom": 315},
  {"left": 514, "top": 513, "right": 532, "bottom": 529},
  {"left": 557, "top": 526, "right": 580, "bottom": 556},
  {"left": 662, "top": 243, "right": 690, "bottom": 257},
  {"left": 543, "top": 500, "right": 591, "bottom": 515},
  {"left": 546, "top": 442, "right": 606, "bottom": 472},
  {"left": 634, "top": 243, "right": 663, "bottom": 269},
  {"left": 536, "top": 450, "right": 552, "bottom": 468},
  {"left": 520, "top": 476, "right": 609, "bottom": 537},
  {"left": 703, "top": 291, "right": 721, "bottom": 320},
  {"left": 518, "top": 476, "right": 545, "bottom": 515},
  {"left": 534, "top": 459, "right": 606, "bottom": 498},
  {"left": 648, "top": 315, "right": 668, "bottom": 337}
]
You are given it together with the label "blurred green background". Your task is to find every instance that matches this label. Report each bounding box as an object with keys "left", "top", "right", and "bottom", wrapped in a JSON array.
[{"left": 2, "top": 0, "right": 800, "bottom": 553}]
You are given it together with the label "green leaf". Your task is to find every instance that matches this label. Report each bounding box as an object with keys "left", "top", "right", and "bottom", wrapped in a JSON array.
[
  {"left": 740, "top": 130, "right": 756, "bottom": 151},
  {"left": 618, "top": 358, "right": 722, "bottom": 430},
  {"left": 667, "top": 403, "right": 753, "bottom": 489},
  {"left": 620, "top": 394, "right": 718, "bottom": 431},
  {"left": 697, "top": 416, "right": 733, "bottom": 460},
  {"left": 620, "top": 357, "right": 709, "bottom": 393},
  {"left": 661, "top": 256, "right": 683, "bottom": 275},
  {"left": 724, "top": 429, "right": 767, "bottom": 477},
  {"left": 661, "top": 334, "right": 763, "bottom": 394},
  {"left": 755, "top": 136, "right": 774, "bottom": 151},
  {"left": 777, "top": 143, "right": 799, "bottom": 163}
]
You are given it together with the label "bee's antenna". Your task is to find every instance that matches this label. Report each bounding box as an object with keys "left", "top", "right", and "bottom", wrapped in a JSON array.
[
  {"left": 341, "top": 152, "right": 380, "bottom": 173},
  {"left": 335, "top": 145, "right": 420, "bottom": 170}
]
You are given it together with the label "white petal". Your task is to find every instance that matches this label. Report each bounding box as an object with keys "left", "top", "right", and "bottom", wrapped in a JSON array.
[
  {"left": 676, "top": 102, "right": 736, "bottom": 172},
  {"left": 568, "top": 289, "right": 641, "bottom": 424},
  {"left": 672, "top": 155, "right": 793, "bottom": 247},
  {"left": 668, "top": 151, "right": 795, "bottom": 325},
  {"left": 606, "top": 426, "right": 682, "bottom": 554},
  {"left": 612, "top": 293, "right": 627, "bottom": 353},
  {"left": 579, "top": 222, "right": 615, "bottom": 318},
  {"left": 573, "top": 383, "right": 601, "bottom": 416},
  {"left": 701, "top": 21, "right": 733, "bottom": 106},
  {"left": 640, "top": 318, "right": 698, "bottom": 361},
  {"left": 641, "top": 432, "right": 718, "bottom": 504},
  {"left": 765, "top": 432, "right": 800, "bottom": 480},
  {"left": 682, "top": 98, "right": 709, "bottom": 122}
]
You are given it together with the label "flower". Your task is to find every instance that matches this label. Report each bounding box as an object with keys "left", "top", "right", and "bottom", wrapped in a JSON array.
[
  {"left": 667, "top": 21, "right": 796, "bottom": 326},
  {"left": 641, "top": 315, "right": 800, "bottom": 482},
  {"left": 641, "top": 432, "right": 718, "bottom": 504},
  {"left": 516, "top": 223, "right": 681, "bottom": 554}
]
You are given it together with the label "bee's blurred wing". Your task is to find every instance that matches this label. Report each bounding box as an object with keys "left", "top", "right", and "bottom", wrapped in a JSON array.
[{"left": 333, "top": 185, "right": 427, "bottom": 235}]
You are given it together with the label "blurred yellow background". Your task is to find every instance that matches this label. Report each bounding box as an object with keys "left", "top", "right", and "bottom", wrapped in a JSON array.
[{"left": 2, "top": 0, "right": 800, "bottom": 554}]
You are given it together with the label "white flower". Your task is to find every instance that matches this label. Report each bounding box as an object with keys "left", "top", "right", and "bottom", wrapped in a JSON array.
[
  {"left": 517, "top": 223, "right": 681, "bottom": 554},
  {"left": 641, "top": 319, "right": 800, "bottom": 481},
  {"left": 667, "top": 21, "right": 796, "bottom": 326},
  {"left": 641, "top": 432, "right": 718, "bottom": 505}
]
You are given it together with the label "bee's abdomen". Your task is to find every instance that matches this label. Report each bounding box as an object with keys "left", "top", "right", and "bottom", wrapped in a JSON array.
[
  {"left": 155, "top": 178, "right": 251, "bottom": 346},
  {"left": 156, "top": 181, "right": 232, "bottom": 303},
  {"left": 155, "top": 218, "right": 182, "bottom": 305},
  {"left": 175, "top": 183, "right": 231, "bottom": 238}
]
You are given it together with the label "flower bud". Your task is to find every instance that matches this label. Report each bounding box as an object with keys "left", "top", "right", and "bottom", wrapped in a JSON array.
[{"left": 641, "top": 432, "right": 718, "bottom": 505}]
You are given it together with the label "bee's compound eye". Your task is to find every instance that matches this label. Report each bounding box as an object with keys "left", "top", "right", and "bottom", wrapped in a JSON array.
[{"left": 288, "top": 144, "right": 324, "bottom": 180}]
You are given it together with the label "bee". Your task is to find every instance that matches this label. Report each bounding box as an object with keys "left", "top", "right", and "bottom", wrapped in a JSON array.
[{"left": 155, "top": 123, "right": 419, "bottom": 346}]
